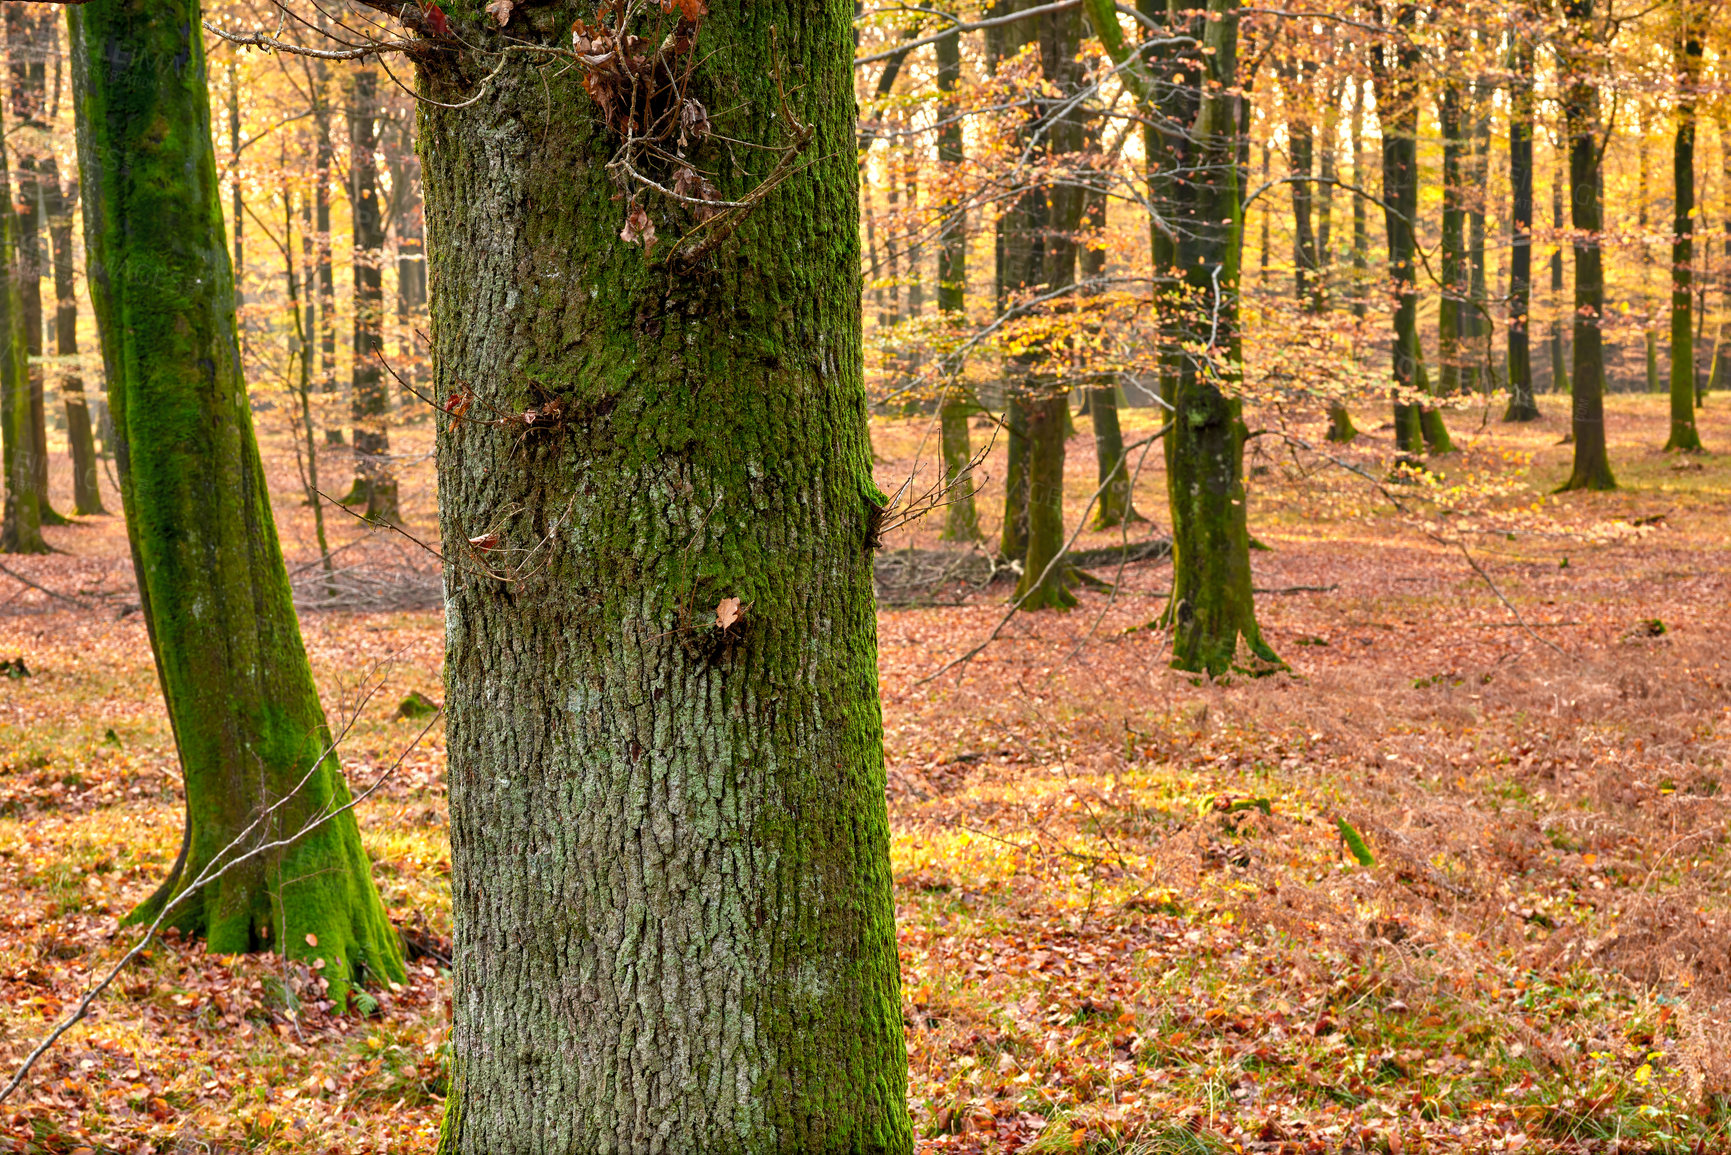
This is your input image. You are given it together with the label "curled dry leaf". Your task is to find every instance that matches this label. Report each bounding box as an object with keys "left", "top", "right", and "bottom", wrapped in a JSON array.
[
  {"left": 420, "top": 1, "right": 451, "bottom": 38},
  {"left": 468, "top": 532, "right": 502, "bottom": 552},
  {"left": 663, "top": 0, "right": 707, "bottom": 20},
  {"left": 673, "top": 166, "right": 723, "bottom": 222},
  {"left": 485, "top": 0, "right": 514, "bottom": 26},
  {"left": 620, "top": 202, "right": 657, "bottom": 251},
  {"left": 443, "top": 387, "right": 473, "bottom": 418},
  {"left": 715, "top": 597, "right": 744, "bottom": 631},
  {"left": 679, "top": 98, "right": 712, "bottom": 148}
]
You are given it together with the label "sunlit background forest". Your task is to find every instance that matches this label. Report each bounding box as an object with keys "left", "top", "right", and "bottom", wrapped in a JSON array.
[{"left": 4, "top": 0, "right": 1731, "bottom": 1152}]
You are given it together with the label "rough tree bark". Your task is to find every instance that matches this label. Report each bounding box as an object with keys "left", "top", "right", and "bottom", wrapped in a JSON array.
[
  {"left": 1559, "top": 0, "right": 1616, "bottom": 490},
  {"left": 410, "top": 2, "right": 911, "bottom": 1149},
  {"left": 69, "top": 0, "right": 404, "bottom": 1004}
]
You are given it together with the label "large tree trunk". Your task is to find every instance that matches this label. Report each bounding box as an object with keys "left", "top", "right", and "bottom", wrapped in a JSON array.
[
  {"left": 343, "top": 68, "right": 399, "bottom": 521},
  {"left": 7, "top": 8, "right": 67, "bottom": 526},
  {"left": 69, "top": 0, "right": 404, "bottom": 1005},
  {"left": 0, "top": 107, "right": 39, "bottom": 555},
  {"left": 934, "top": 18, "right": 980, "bottom": 543},
  {"left": 1371, "top": 6, "right": 1426, "bottom": 455},
  {"left": 1666, "top": 5, "right": 1704, "bottom": 451},
  {"left": 1559, "top": 0, "right": 1616, "bottom": 490},
  {"left": 413, "top": 4, "right": 910, "bottom": 1149},
  {"left": 1504, "top": 36, "right": 1539, "bottom": 421}
]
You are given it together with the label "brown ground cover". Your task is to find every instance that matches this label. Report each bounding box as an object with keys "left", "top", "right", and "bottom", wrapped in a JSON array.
[{"left": 3, "top": 393, "right": 1730, "bottom": 1153}]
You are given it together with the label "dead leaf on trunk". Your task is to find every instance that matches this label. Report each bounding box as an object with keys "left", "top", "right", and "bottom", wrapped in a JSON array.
[
  {"left": 620, "top": 203, "right": 657, "bottom": 251},
  {"left": 715, "top": 597, "right": 744, "bottom": 631},
  {"left": 468, "top": 532, "right": 502, "bottom": 552},
  {"left": 485, "top": 0, "right": 514, "bottom": 25}
]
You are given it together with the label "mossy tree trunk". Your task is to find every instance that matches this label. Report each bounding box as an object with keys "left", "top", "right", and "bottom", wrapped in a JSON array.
[
  {"left": 1165, "top": 0, "right": 1275, "bottom": 674},
  {"left": 935, "top": 18, "right": 980, "bottom": 543},
  {"left": 344, "top": 68, "right": 400, "bottom": 521},
  {"left": 1089, "top": 0, "right": 1278, "bottom": 674},
  {"left": 1370, "top": 6, "right": 1426, "bottom": 455},
  {"left": 1504, "top": 36, "right": 1540, "bottom": 422},
  {"left": 1666, "top": 5, "right": 1704, "bottom": 452},
  {"left": 1558, "top": 0, "right": 1616, "bottom": 490},
  {"left": 410, "top": 3, "right": 910, "bottom": 1149},
  {"left": 69, "top": 0, "right": 404, "bottom": 1004}
]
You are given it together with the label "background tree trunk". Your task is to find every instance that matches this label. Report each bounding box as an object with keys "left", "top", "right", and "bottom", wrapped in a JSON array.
[
  {"left": 0, "top": 105, "right": 40, "bottom": 555},
  {"left": 342, "top": 68, "right": 398, "bottom": 521},
  {"left": 1371, "top": 5, "right": 1426, "bottom": 454},
  {"left": 7, "top": 8, "right": 67, "bottom": 526},
  {"left": 1560, "top": 0, "right": 1616, "bottom": 490},
  {"left": 1504, "top": 35, "right": 1539, "bottom": 421},
  {"left": 934, "top": 18, "right": 980, "bottom": 543},
  {"left": 1665, "top": 5, "right": 1703, "bottom": 451},
  {"left": 1013, "top": 4, "right": 1086, "bottom": 611},
  {"left": 417, "top": 4, "right": 911, "bottom": 1149},
  {"left": 69, "top": 0, "right": 404, "bottom": 1004}
]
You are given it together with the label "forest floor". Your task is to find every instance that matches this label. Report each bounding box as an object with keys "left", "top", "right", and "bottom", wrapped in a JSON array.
[{"left": 3, "top": 392, "right": 1731, "bottom": 1153}]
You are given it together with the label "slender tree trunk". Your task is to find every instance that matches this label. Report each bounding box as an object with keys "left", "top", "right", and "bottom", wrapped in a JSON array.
[
  {"left": 413, "top": 4, "right": 911, "bottom": 1148},
  {"left": 228, "top": 53, "right": 242, "bottom": 306},
  {"left": 313, "top": 57, "right": 341, "bottom": 445},
  {"left": 7, "top": 8, "right": 66, "bottom": 526},
  {"left": 69, "top": 0, "right": 405, "bottom": 1003},
  {"left": 1014, "top": 4, "right": 1086, "bottom": 611},
  {"left": 1560, "top": 0, "right": 1616, "bottom": 490},
  {"left": 1166, "top": 0, "right": 1275, "bottom": 674},
  {"left": 1505, "top": 37, "right": 1540, "bottom": 421},
  {"left": 1085, "top": 188, "right": 1140, "bottom": 528},
  {"left": 1713, "top": 111, "right": 1731, "bottom": 398},
  {"left": 342, "top": 68, "right": 398, "bottom": 521},
  {"left": 1372, "top": 6, "right": 1426, "bottom": 454},
  {"left": 45, "top": 167, "right": 103, "bottom": 513},
  {"left": 995, "top": 2, "right": 1040, "bottom": 566},
  {"left": 934, "top": 19, "right": 979, "bottom": 542},
  {"left": 1436, "top": 76, "right": 1465, "bottom": 423},
  {"left": 1551, "top": 148, "right": 1570, "bottom": 396},
  {"left": 0, "top": 104, "right": 39, "bottom": 555},
  {"left": 1666, "top": 5, "right": 1704, "bottom": 451},
  {"left": 1465, "top": 76, "right": 1490, "bottom": 396}
]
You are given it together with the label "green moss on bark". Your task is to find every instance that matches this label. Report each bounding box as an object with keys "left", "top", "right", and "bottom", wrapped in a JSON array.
[
  {"left": 419, "top": 2, "right": 910, "bottom": 1150},
  {"left": 70, "top": 0, "right": 404, "bottom": 1006}
]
